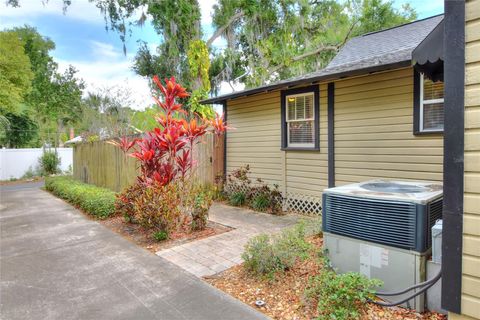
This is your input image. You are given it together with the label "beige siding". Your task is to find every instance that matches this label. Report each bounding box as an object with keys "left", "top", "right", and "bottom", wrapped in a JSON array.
[
  {"left": 285, "top": 83, "right": 328, "bottom": 198},
  {"left": 226, "top": 85, "right": 328, "bottom": 199},
  {"left": 226, "top": 68, "right": 445, "bottom": 203},
  {"left": 226, "top": 92, "right": 283, "bottom": 186},
  {"left": 457, "top": 0, "right": 480, "bottom": 318},
  {"left": 334, "top": 67, "right": 444, "bottom": 185}
]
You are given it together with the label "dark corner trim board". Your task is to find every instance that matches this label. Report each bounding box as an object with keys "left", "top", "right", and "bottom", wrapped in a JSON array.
[
  {"left": 280, "top": 85, "right": 320, "bottom": 151},
  {"left": 413, "top": 69, "right": 444, "bottom": 136},
  {"left": 441, "top": 0, "right": 465, "bottom": 314},
  {"left": 328, "top": 82, "right": 335, "bottom": 188},
  {"left": 223, "top": 101, "right": 227, "bottom": 178},
  {"left": 413, "top": 70, "right": 421, "bottom": 134}
]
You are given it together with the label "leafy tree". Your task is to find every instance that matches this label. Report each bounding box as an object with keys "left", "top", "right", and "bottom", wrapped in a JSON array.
[
  {"left": 6, "top": 0, "right": 417, "bottom": 96},
  {"left": 0, "top": 31, "right": 34, "bottom": 115},
  {"left": 7, "top": 26, "right": 85, "bottom": 146},
  {"left": 210, "top": 0, "right": 416, "bottom": 87},
  {"left": 130, "top": 106, "right": 159, "bottom": 132},
  {"left": 77, "top": 85, "right": 136, "bottom": 138},
  {"left": 0, "top": 111, "right": 38, "bottom": 148},
  {"left": 352, "top": 0, "right": 417, "bottom": 36}
]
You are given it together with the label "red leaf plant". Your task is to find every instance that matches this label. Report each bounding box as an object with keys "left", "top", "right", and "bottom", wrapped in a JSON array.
[
  {"left": 113, "top": 76, "right": 230, "bottom": 187},
  {"left": 210, "top": 112, "right": 233, "bottom": 136},
  {"left": 107, "top": 136, "right": 139, "bottom": 153}
]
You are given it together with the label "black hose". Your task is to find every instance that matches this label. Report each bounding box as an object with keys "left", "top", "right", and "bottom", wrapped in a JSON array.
[
  {"left": 370, "top": 269, "right": 442, "bottom": 307},
  {"left": 376, "top": 268, "right": 442, "bottom": 297}
]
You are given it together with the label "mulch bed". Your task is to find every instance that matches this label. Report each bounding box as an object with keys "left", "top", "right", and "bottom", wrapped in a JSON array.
[
  {"left": 205, "top": 236, "right": 446, "bottom": 320},
  {"left": 99, "top": 215, "right": 233, "bottom": 254}
]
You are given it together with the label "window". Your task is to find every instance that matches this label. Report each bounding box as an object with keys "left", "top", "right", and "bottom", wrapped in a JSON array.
[
  {"left": 286, "top": 93, "right": 315, "bottom": 147},
  {"left": 419, "top": 73, "right": 444, "bottom": 132},
  {"left": 281, "top": 86, "right": 319, "bottom": 150}
]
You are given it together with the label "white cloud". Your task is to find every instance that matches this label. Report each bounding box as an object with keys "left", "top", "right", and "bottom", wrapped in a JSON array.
[
  {"left": 56, "top": 56, "right": 152, "bottom": 111},
  {"left": 0, "top": 0, "right": 105, "bottom": 25},
  {"left": 199, "top": 0, "right": 217, "bottom": 25},
  {"left": 90, "top": 40, "right": 122, "bottom": 59}
]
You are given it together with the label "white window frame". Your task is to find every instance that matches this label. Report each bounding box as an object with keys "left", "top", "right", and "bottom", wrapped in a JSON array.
[
  {"left": 420, "top": 73, "right": 444, "bottom": 132},
  {"left": 285, "top": 92, "right": 315, "bottom": 148}
]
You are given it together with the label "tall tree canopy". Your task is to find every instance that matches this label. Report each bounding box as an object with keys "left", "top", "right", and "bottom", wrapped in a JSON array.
[
  {"left": 12, "top": 27, "right": 85, "bottom": 135},
  {"left": 7, "top": 0, "right": 417, "bottom": 109},
  {"left": 0, "top": 26, "right": 85, "bottom": 147},
  {"left": 0, "top": 31, "right": 33, "bottom": 115}
]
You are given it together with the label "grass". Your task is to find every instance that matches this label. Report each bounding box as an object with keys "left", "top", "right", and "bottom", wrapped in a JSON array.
[{"left": 45, "top": 176, "right": 116, "bottom": 219}]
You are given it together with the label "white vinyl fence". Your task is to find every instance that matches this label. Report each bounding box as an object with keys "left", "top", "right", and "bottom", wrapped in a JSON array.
[{"left": 0, "top": 148, "right": 73, "bottom": 180}]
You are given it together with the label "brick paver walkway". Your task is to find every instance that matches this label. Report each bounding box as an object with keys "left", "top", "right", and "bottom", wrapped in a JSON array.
[{"left": 156, "top": 203, "right": 300, "bottom": 277}]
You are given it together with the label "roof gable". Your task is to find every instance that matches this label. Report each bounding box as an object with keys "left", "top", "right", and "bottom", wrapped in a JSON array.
[{"left": 327, "top": 15, "right": 444, "bottom": 69}]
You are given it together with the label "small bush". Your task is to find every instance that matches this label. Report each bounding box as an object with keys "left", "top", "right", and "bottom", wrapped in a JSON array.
[
  {"left": 115, "top": 183, "right": 145, "bottom": 223},
  {"left": 242, "top": 222, "right": 311, "bottom": 279},
  {"left": 229, "top": 191, "right": 246, "bottom": 206},
  {"left": 39, "top": 150, "right": 61, "bottom": 175},
  {"left": 190, "top": 186, "right": 213, "bottom": 231},
  {"left": 132, "top": 183, "right": 183, "bottom": 233},
  {"left": 153, "top": 230, "right": 168, "bottom": 241},
  {"left": 305, "top": 263, "right": 382, "bottom": 320},
  {"left": 251, "top": 193, "right": 270, "bottom": 212},
  {"left": 21, "top": 166, "right": 38, "bottom": 179},
  {"left": 225, "top": 165, "right": 283, "bottom": 214},
  {"left": 45, "top": 176, "right": 116, "bottom": 219}
]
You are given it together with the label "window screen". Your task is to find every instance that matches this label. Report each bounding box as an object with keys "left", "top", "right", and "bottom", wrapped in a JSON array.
[
  {"left": 422, "top": 76, "right": 444, "bottom": 131},
  {"left": 286, "top": 93, "right": 315, "bottom": 146}
]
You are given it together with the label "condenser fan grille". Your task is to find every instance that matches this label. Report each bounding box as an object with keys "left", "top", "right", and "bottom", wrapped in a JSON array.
[{"left": 323, "top": 193, "right": 440, "bottom": 251}]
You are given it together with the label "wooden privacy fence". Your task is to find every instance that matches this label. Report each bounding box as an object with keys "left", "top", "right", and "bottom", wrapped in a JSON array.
[{"left": 73, "top": 134, "right": 224, "bottom": 192}]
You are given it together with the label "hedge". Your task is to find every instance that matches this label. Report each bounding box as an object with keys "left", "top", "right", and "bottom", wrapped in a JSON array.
[{"left": 45, "top": 176, "right": 116, "bottom": 219}]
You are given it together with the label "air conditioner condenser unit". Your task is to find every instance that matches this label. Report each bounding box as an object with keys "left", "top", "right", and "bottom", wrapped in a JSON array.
[{"left": 322, "top": 180, "right": 443, "bottom": 312}]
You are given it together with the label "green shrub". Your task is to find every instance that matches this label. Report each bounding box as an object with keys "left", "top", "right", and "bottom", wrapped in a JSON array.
[
  {"left": 153, "top": 230, "right": 168, "bottom": 241},
  {"left": 115, "top": 183, "right": 144, "bottom": 223},
  {"left": 39, "top": 150, "right": 61, "bottom": 175},
  {"left": 242, "top": 222, "right": 311, "bottom": 279},
  {"left": 305, "top": 263, "right": 382, "bottom": 320},
  {"left": 132, "top": 183, "right": 182, "bottom": 232},
  {"left": 251, "top": 194, "right": 270, "bottom": 211},
  {"left": 45, "top": 176, "right": 116, "bottom": 219},
  {"left": 225, "top": 165, "right": 283, "bottom": 214},
  {"left": 190, "top": 185, "right": 213, "bottom": 231},
  {"left": 229, "top": 191, "right": 246, "bottom": 206},
  {"left": 21, "top": 166, "right": 38, "bottom": 179}
]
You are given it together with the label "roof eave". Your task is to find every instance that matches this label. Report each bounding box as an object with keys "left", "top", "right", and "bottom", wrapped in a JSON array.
[{"left": 200, "top": 60, "right": 412, "bottom": 104}]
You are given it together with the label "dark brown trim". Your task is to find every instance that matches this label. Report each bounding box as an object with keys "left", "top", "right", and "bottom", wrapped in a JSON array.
[
  {"left": 280, "top": 85, "right": 320, "bottom": 151},
  {"left": 413, "top": 70, "right": 445, "bottom": 136},
  {"left": 413, "top": 70, "right": 421, "bottom": 134},
  {"left": 201, "top": 61, "right": 411, "bottom": 104},
  {"left": 280, "top": 147, "right": 320, "bottom": 151},
  {"left": 441, "top": 0, "right": 465, "bottom": 314},
  {"left": 328, "top": 82, "right": 335, "bottom": 188}
]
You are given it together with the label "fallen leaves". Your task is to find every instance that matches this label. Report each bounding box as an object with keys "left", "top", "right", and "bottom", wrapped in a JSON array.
[
  {"left": 99, "top": 215, "right": 232, "bottom": 253},
  {"left": 205, "top": 236, "right": 447, "bottom": 320}
]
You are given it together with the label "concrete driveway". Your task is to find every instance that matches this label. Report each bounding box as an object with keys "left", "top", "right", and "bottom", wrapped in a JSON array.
[{"left": 0, "top": 183, "right": 268, "bottom": 320}]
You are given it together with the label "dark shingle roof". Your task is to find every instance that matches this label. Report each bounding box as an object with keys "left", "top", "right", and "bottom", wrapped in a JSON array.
[
  {"left": 201, "top": 14, "right": 444, "bottom": 105},
  {"left": 327, "top": 14, "right": 444, "bottom": 69}
]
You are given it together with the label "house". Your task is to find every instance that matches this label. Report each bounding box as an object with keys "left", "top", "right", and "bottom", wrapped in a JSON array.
[
  {"left": 203, "top": 1, "right": 480, "bottom": 317},
  {"left": 202, "top": 14, "right": 445, "bottom": 214},
  {"left": 446, "top": 0, "right": 480, "bottom": 319}
]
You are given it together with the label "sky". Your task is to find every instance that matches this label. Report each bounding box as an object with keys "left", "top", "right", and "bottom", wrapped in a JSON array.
[{"left": 0, "top": 0, "right": 444, "bottom": 110}]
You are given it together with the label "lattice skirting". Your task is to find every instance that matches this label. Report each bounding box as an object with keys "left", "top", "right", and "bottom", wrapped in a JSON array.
[
  {"left": 283, "top": 192, "right": 322, "bottom": 215},
  {"left": 225, "top": 184, "right": 322, "bottom": 215}
]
